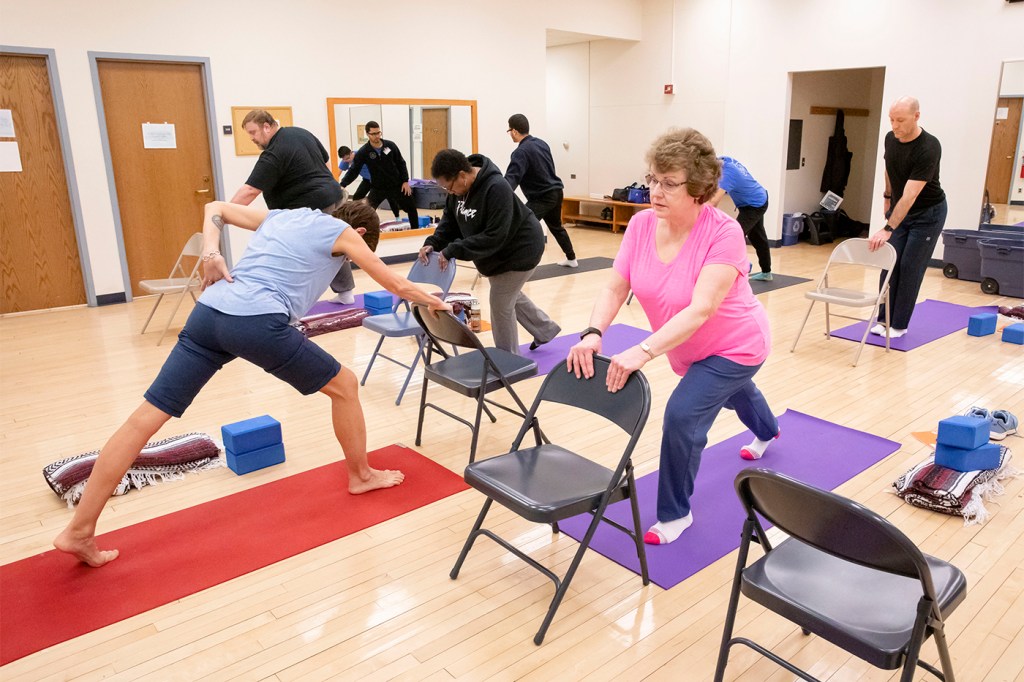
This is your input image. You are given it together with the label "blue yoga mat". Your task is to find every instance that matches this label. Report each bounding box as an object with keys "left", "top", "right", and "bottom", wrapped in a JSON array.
[
  {"left": 830, "top": 299, "right": 999, "bottom": 351},
  {"left": 560, "top": 409, "right": 900, "bottom": 589},
  {"left": 519, "top": 324, "right": 651, "bottom": 376}
]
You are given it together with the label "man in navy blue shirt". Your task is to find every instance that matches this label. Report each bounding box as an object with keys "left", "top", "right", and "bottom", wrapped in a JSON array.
[
  {"left": 712, "top": 157, "right": 772, "bottom": 281},
  {"left": 505, "top": 114, "right": 578, "bottom": 267}
]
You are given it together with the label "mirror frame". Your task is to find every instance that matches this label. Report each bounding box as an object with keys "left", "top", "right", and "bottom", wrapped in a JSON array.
[{"left": 326, "top": 97, "right": 478, "bottom": 180}]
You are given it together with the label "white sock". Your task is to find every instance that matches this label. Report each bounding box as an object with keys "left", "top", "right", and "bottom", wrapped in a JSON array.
[
  {"left": 331, "top": 290, "right": 355, "bottom": 305},
  {"left": 889, "top": 328, "right": 907, "bottom": 338},
  {"left": 869, "top": 323, "right": 885, "bottom": 336},
  {"left": 646, "top": 513, "right": 693, "bottom": 544}
]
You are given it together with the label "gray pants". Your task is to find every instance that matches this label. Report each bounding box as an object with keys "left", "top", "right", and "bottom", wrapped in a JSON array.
[{"left": 487, "top": 268, "right": 561, "bottom": 354}]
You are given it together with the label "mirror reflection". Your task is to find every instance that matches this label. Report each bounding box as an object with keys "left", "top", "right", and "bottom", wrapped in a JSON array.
[{"left": 982, "top": 61, "right": 1024, "bottom": 226}]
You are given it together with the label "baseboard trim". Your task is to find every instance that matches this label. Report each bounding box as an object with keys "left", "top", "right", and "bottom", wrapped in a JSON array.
[{"left": 96, "top": 292, "right": 127, "bottom": 306}]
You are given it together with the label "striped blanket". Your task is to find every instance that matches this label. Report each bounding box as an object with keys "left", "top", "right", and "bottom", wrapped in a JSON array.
[
  {"left": 42, "top": 432, "right": 222, "bottom": 507},
  {"left": 892, "top": 445, "right": 1016, "bottom": 525}
]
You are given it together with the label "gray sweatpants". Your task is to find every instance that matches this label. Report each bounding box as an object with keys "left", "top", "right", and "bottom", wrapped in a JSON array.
[{"left": 486, "top": 268, "right": 561, "bottom": 355}]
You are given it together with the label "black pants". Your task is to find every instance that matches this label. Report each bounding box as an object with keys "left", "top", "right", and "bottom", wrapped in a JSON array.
[
  {"left": 526, "top": 188, "right": 575, "bottom": 261},
  {"left": 351, "top": 179, "right": 371, "bottom": 201},
  {"left": 368, "top": 186, "right": 418, "bottom": 229},
  {"left": 735, "top": 198, "right": 771, "bottom": 273}
]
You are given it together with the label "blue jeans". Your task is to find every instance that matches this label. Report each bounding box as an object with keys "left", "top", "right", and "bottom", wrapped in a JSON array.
[
  {"left": 657, "top": 355, "right": 778, "bottom": 521},
  {"left": 878, "top": 199, "right": 947, "bottom": 330}
]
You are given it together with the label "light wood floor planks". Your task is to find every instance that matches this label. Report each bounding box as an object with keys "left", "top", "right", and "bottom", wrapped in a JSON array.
[{"left": 2, "top": 220, "right": 1023, "bottom": 681}]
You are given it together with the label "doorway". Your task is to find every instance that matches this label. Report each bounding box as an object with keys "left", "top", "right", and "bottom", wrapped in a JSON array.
[
  {"left": 984, "top": 97, "right": 1022, "bottom": 205},
  {"left": 94, "top": 57, "right": 217, "bottom": 297},
  {"left": 0, "top": 52, "right": 87, "bottom": 313},
  {"left": 421, "top": 108, "right": 450, "bottom": 176}
]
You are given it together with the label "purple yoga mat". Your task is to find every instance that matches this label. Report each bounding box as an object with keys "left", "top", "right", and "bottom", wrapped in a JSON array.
[
  {"left": 519, "top": 324, "right": 651, "bottom": 376},
  {"left": 306, "top": 294, "right": 366, "bottom": 317},
  {"left": 560, "top": 409, "right": 900, "bottom": 590},
  {"left": 830, "top": 299, "right": 999, "bottom": 351}
]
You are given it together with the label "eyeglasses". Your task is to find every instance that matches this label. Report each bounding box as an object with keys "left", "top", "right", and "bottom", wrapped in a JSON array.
[
  {"left": 645, "top": 173, "right": 687, "bottom": 195},
  {"left": 438, "top": 173, "right": 460, "bottom": 194},
  {"left": 367, "top": 130, "right": 383, "bottom": 137}
]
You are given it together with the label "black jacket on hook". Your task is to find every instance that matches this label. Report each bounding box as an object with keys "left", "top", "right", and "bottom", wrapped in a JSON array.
[{"left": 820, "top": 109, "right": 853, "bottom": 197}]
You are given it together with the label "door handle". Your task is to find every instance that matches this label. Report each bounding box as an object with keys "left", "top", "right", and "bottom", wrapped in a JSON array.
[{"left": 195, "top": 189, "right": 210, "bottom": 194}]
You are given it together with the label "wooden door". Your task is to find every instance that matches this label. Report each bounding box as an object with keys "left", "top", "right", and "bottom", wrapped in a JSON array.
[
  {"left": 0, "top": 54, "right": 86, "bottom": 313},
  {"left": 422, "top": 108, "right": 450, "bottom": 176},
  {"left": 984, "top": 97, "right": 1022, "bottom": 204},
  {"left": 97, "top": 60, "right": 214, "bottom": 296}
]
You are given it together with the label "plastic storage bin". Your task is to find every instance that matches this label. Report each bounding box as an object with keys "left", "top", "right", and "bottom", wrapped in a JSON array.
[
  {"left": 978, "top": 238, "right": 1024, "bottom": 298},
  {"left": 941, "top": 228, "right": 1024, "bottom": 281},
  {"left": 412, "top": 183, "right": 448, "bottom": 210}
]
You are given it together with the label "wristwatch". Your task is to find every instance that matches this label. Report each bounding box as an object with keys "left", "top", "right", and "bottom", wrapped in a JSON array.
[
  {"left": 580, "top": 327, "right": 603, "bottom": 340},
  {"left": 639, "top": 342, "right": 656, "bottom": 360},
  {"left": 883, "top": 224, "right": 895, "bottom": 233}
]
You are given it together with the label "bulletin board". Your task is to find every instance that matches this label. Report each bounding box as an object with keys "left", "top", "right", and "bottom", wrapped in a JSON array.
[{"left": 230, "top": 106, "right": 293, "bottom": 156}]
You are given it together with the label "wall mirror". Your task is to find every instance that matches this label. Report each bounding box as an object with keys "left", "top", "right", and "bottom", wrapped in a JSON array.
[
  {"left": 326, "top": 98, "right": 478, "bottom": 181},
  {"left": 982, "top": 60, "right": 1024, "bottom": 224}
]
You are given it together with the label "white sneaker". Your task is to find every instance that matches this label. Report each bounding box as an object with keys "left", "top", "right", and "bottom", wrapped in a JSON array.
[
  {"left": 556, "top": 259, "right": 579, "bottom": 268},
  {"left": 331, "top": 290, "right": 356, "bottom": 305}
]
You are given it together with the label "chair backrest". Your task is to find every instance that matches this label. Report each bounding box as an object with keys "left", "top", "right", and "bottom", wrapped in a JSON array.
[
  {"left": 734, "top": 468, "right": 936, "bottom": 591},
  {"left": 412, "top": 304, "right": 484, "bottom": 353},
  {"left": 534, "top": 354, "right": 651, "bottom": 435},
  {"left": 406, "top": 252, "right": 457, "bottom": 296},
  {"left": 827, "top": 238, "right": 897, "bottom": 271}
]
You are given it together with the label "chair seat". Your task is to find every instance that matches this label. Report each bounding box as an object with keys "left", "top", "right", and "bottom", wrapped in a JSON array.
[
  {"left": 741, "top": 537, "right": 967, "bottom": 670},
  {"left": 139, "top": 277, "right": 199, "bottom": 294},
  {"left": 464, "top": 444, "right": 629, "bottom": 524},
  {"left": 805, "top": 287, "right": 880, "bottom": 306},
  {"left": 424, "top": 348, "right": 537, "bottom": 396},
  {"left": 361, "top": 310, "right": 421, "bottom": 336}
]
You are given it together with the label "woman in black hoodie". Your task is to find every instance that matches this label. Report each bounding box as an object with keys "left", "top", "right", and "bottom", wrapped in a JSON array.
[{"left": 418, "top": 149, "right": 561, "bottom": 354}]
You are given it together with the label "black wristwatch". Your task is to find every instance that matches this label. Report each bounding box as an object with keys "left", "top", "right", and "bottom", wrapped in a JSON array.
[
  {"left": 580, "top": 327, "right": 603, "bottom": 340},
  {"left": 883, "top": 224, "right": 895, "bottom": 233}
]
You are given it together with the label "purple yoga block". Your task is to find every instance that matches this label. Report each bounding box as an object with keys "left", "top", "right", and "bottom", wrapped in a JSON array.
[
  {"left": 226, "top": 442, "right": 286, "bottom": 475},
  {"left": 363, "top": 291, "right": 394, "bottom": 309},
  {"left": 221, "top": 415, "right": 282, "bottom": 454},
  {"left": 935, "top": 442, "right": 1001, "bottom": 473},
  {"left": 1003, "top": 323, "right": 1024, "bottom": 345},
  {"left": 936, "top": 415, "right": 989, "bottom": 449},
  {"left": 967, "top": 313, "right": 997, "bottom": 337}
]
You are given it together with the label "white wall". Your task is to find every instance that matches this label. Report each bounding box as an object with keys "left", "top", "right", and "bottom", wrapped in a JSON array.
[
  {"left": 785, "top": 68, "right": 884, "bottom": 223},
  {"left": 584, "top": 0, "right": 1024, "bottom": 249},
  {"left": 0, "top": 0, "right": 640, "bottom": 299},
  {"left": 546, "top": 43, "right": 590, "bottom": 197}
]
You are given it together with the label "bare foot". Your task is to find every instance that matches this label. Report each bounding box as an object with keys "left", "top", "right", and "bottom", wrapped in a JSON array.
[
  {"left": 53, "top": 528, "right": 119, "bottom": 567},
  {"left": 348, "top": 467, "right": 405, "bottom": 494}
]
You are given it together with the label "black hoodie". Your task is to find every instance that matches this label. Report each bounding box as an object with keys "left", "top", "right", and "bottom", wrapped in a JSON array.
[{"left": 424, "top": 154, "right": 544, "bottom": 277}]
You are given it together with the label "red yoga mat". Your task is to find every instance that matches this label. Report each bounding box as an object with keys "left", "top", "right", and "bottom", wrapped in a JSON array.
[{"left": 0, "top": 444, "right": 467, "bottom": 665}]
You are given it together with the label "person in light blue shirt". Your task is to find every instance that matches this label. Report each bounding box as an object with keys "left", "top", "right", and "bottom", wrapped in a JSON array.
[
  {"left": 712, "top": 156, "right": 772, "bottom": 281},
  {"left": 53, "top": 200, "right": 451, "bottom": 569}
]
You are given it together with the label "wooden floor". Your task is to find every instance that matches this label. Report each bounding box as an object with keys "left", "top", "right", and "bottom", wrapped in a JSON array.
[{"left": 1, "top": 221, "right": 1023, "bottom": 681}]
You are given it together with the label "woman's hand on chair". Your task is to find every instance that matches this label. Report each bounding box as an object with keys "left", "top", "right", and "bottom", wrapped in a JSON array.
[
  {"left": 567, "top": 335, "right": 602, "bottom": 379},
  {"left": 606, "top": 346, "right": 647, "bottom": 393}
]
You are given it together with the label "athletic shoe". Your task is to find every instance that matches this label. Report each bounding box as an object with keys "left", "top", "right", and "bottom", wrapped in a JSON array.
[
  {"left": 990, "top": 410, "right": 1018, "bottom": 440},
  {"left": 749, "top": 272, "right": 773, "bottom": 281},
  {"left": 964, "top": 406, "right": 991, "bottom": 420},
  {"left": 556, "top": 259, "right": 579, "bottom": 268}
]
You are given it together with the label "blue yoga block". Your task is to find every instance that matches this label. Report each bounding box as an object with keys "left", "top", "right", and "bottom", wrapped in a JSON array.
[
  {"left": 363, "top": 291, "right": 394, "bottom": 309},
  {"left": 936, "top": 415, "right": 990, "bottom": 449},
  {"left": 226, "top": 442, "right": 286, "bottom": 475},
  {"left": 1002, "top": 323, "right": 1024, "bottom": 345},
  {"left": 967, "top": 313, "right": 997, "bottom": 337},
  {"left": 417, "top": 216, "right": 431, "bottom": 227},
  {"left": 365, "top": 305, "right": 392, "bottom": 316},
  {"left": 935, "top": 441, "right": 1001, "bottom": 473},
  {"left": 221, "top": 415, "right": 282, "bottom": 454}
]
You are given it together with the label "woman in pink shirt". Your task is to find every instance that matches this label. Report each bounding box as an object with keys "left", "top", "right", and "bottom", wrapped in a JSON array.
[{"left": 567, "top": 128, "right": 778, "bottom": 545}]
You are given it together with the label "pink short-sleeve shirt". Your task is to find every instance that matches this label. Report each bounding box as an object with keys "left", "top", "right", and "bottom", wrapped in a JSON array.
[{"left": 613, "top": 206, "right": 771, "bottom": 375}]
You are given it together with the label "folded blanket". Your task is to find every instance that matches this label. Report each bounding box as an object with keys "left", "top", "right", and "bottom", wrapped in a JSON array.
[
  {"left": 42, "top": 432, "right": 222, "bottom": 507},
  {"left": 295, "top": 308, "right": 369, "bottom": 338},
  {"left": 892, "top": 445, "right": 1017, "bottom": 525}
]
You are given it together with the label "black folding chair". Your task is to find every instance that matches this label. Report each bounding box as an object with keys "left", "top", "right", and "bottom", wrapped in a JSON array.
[
  {"left": 450, "top": 355, "right": 651, "bottom": 645},
  {"left": 411, "top": 303, "right": 539, "bottom": 464},
  {"left": 715, "top": 468, "right": 966, "bottom": 682}
]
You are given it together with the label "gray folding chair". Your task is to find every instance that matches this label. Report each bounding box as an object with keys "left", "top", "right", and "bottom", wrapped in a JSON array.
[
  {"left": 138, "top": 232, "right": 204, "bottom": 345},
  {"left": 450, "top": 354, "right": 652, "bottom": 645},
  {"left": 360, "top": 253, "right": 456, "bottom": 405},
  {"left": 790, "top": 238, "right": 898, "bottom": 366},
  {"left": 716, "top": 468, "right": 966, "bottom": 681},
  {"left": 411, "top": 303, "right": 538, "bottom": 464}
]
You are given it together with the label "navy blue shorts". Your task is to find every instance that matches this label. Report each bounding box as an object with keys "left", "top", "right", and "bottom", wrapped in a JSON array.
[{"left": 144, "top": 303, "right": 341, "bottom": 418}]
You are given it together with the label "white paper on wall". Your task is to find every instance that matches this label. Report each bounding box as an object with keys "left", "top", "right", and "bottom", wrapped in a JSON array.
[
  {"left": 996, "top": 107, "right": 1009, "bottom": 120},
  {"left": 0, "top": 110, "right": 14, "bottom": 138},
  {"left": 0, "top": 141, "right": 23, "bottom": 172},
  {"left": 142, "top": 123, "right": 177, "bottom": 149}
]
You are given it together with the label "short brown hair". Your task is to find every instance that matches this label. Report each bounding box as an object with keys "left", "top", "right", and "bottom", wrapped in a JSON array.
[
  {"left": 645, "top": 128, "right": 722, "bottom": 203},
  {"left": 241, "top": 109, "right": 276, "bottom": 128},
  {"left": 332, "top": 201, "right": 380, "bottom": 251}
]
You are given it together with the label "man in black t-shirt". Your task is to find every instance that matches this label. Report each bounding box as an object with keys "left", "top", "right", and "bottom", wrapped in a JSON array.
[
  {"left": 867, "top": 96, "right": 947, "bottom": 337},
  {"left": 339, "top": 120, "right": 419, "bottom": 235},
  {"left": 231, "top": 110, "right": 358, "bottom": 302}
]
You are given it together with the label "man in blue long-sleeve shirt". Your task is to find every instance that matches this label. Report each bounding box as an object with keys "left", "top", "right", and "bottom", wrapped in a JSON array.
[{"left": 505, "top": 114, "right": 578, "bottom": 267}]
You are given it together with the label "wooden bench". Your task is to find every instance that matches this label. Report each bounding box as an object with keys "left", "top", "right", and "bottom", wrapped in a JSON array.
[{"left": 561, "top": 196, "right": 651, "bottom": 233}]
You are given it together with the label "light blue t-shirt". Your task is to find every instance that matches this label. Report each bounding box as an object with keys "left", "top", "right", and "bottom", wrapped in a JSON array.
[
  {"left": 199, "top": 208, "right": 347, "bottom": 322},
  {"left": 719, "top": 156, "right": 768, "bottom": 208}
]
